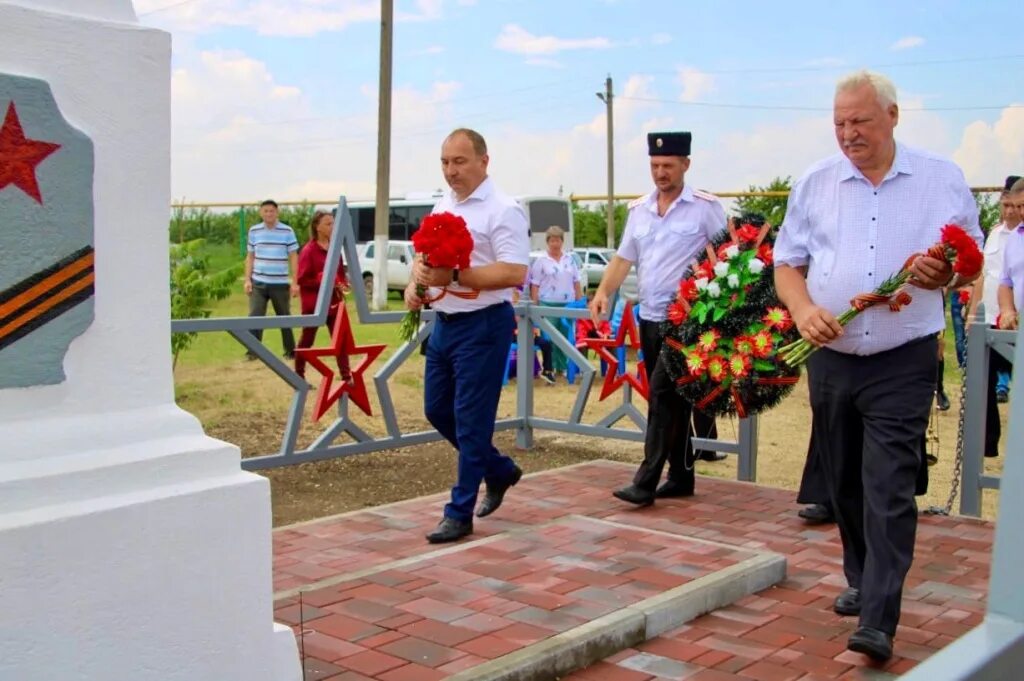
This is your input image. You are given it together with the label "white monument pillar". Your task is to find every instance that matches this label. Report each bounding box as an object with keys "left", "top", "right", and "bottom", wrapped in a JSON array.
[{"left": 0, "top": 2, "right": 300, "bottom": 679}]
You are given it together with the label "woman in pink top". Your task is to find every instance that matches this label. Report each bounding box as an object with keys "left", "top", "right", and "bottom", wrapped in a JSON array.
[{"left": 295, "top": 210, "right": 350, "bottom": 380}]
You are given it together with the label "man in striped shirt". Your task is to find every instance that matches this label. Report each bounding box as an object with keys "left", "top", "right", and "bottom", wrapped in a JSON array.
[{"left": 244, "top": 199, "right": 299, "bottom": 358}]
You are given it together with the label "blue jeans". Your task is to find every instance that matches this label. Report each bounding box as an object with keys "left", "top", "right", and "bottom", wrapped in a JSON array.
[
  {"left": 949, "top": 291, "right": 967, "bottom": 368},
  {"left": 425, "top": 303, "right": 519, "bottom": 522}
]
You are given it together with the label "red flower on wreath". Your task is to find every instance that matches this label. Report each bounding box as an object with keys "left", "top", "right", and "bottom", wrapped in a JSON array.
[
  {"left": 729, "top": 353, "right": 752, "bottom": 378},
  {"left": 763, "top": 307, "right": 793, "bottom": 332},
  {"left": 736, "top": 223, "right": 761, "bottom": 243},
  {"left": 678, "top": 278, "right": 699, "bottom": 302},
  {"left": 734, "top": 335, "right": 755, "bottom": 356},
  {"left": 751, "top": 329, "right": 774, "bottom": 358},
  {"left": 757, "top": 243, "right": 774, "bottom": 266},
  {"left": 685, "top": 349, "right": 707, "bottom": 376},
  {"left": 706, "top": 355, "right": 728, "bottom": 383},
  {"left": 697, "top": 329, "right": 721, "bottom": 353},
  {"left": 695, "top": 260, "right": 715, "bottom": 281},
  {"left": 667, "top": 301, "right": 689, "bottom": 325}
]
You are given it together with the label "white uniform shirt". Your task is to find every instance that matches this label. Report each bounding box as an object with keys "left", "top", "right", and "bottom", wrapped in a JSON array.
[
  {"left": 528, "top": 252, "right": 582, "bottom": 303},
  {"left": 616, "top": 185, "right": 726, "bottom": 322},
  {"left": 981, "top": 223, "right": 1012, "bottom": 324},
  {"left": 428, "top": 177, "right": 530, "bottom": 313},
  {"left": 775, "top": 143, "right": 982, "bottom": 356}
]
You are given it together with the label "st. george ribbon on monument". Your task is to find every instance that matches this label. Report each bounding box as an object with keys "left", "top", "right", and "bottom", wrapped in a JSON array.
[{"left": 0, "top": 2, "right": 301, "bottom": 679}]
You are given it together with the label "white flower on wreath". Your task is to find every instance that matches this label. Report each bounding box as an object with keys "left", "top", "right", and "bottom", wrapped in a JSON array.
[
  {"left": 707, "top": 281, "right": 722, "bottom": 298},
  {"left": 695, "top": 277, "right": 709, "bottom": 291},
  {"left": 727, "top": 273, "right": 740, "bottom": 288},
  {"left": 748, "top": 258, "right": 765, "bottom": 275},
  {"left": 713, "top": 261, "right": 730, "bottom": 277},
  {"left": 724, "top": 244, "right": 740, "bottom": 259}
]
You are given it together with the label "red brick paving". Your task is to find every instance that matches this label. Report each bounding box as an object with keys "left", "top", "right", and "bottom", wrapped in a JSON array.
[{"left": 274, "top": 460, "right": 993, "bottom": 680}]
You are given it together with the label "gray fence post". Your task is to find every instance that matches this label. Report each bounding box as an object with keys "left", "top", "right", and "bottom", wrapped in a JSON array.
[
  {"left": 736, "top": 416, "right": 759, "bottom": 482},
  {"left": 515, "top": 303, "right": 534, "bottom": 449},
  {"left": 960, "top": 308, "right": 989, "bottom": 517}
]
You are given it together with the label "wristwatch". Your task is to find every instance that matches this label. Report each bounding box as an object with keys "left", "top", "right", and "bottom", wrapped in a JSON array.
[{"left": 452, "top": 269, "right": 460, "bottom": 285}]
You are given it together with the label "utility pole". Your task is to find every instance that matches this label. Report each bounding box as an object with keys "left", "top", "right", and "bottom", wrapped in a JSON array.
[
  {"left": 372, "top": 0, "right": 393, "bottom": 311},
  {"left": 596, "top": 75, "right": 614, "bottom": 249}
]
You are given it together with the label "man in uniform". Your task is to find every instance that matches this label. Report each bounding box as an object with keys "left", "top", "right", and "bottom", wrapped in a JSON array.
[
  {"left": 590, "top": 131, "right": 727, "bottom": 506},
  {"left": 775, "top": 71, "right": 982, "bottom": 661},
  {"left": 407, "top": 128, "right": 531, "bottom": 544}
]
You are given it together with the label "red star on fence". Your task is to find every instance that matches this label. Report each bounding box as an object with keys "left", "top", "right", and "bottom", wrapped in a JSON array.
[
  {"left": 578, "top": 300, "right": 649, "bottom": 401},
  {"left": 295, "top": 305, "right": 386, "bottom": 421},
  {"left": 0, "top": 102, "right": 61, "bottom": 204}
]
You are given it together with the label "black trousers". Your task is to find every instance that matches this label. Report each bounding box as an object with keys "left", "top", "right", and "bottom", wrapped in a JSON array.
[
  {"left": 985, "top": 337, "right": 1013, "bottom": 457},
  {"left": 632, "top": 319, "right": 696, "bottom": 493},
  {"left": 808, "top": 336, "right": 936, "bottom": 635},
  {"left": 248, "top": 282, "right": 296, "bottom": 354}
]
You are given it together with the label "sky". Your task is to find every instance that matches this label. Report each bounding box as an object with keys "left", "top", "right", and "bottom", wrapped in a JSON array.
[{"left": 134, "top": 0, "right": 1024, "bottom": 206}]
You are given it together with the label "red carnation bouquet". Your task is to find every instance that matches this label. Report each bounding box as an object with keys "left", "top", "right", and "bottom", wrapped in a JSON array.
[
  {"left": 398, "top": 212, "right": 475, "bottom": 341},
  {"left": 778, "top": 224, "right": 983, "bottom": 366}
]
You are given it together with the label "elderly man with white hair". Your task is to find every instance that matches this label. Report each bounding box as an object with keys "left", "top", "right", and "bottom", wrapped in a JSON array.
[{"left": 774, "top": 70, "right": 983, "bottom": 661}]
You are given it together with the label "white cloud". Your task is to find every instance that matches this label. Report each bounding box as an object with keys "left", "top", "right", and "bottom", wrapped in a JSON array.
[
  {"left": 952, "top": 106, "right": 1024, "bottom": 185},
  {"left": 676, "top": 67, "right": 715, "bottom": 102},
  {"left": 651, "top": 33, "right": 672, "bottom": 46},
  {"left": 891, "top": 36, "right": 925, "bottom": 51},
  {"left": 494, "top": 24, "right": 612, "bottom": 55}
]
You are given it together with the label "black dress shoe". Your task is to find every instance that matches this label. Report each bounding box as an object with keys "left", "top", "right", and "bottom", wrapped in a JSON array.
[
  {"left": 847, "top": 626, "right": 893, "bottom": 662},
  {"left": 697, "top": 451, "right": 728, "bottom": 462},
  {"left": 797, "top": 503, "right": 835, "bottom": 525},
  {"left": 613, "top": 485, "right": 655, "bottom": 506},
  {"left": 936, "top": 391, "right": 951, "bottom": 411},
  {"left": 425, "top": 517, "right": 473, "bottom": 544},
  {"left": 833, "top": 587, "right": 861, "bottom": 616},
  {"left": 476, "top": 465, "right": 523, "bottom": 518},
  {"left": 655, "top": 480, "right": 694, "bottom": 498}
]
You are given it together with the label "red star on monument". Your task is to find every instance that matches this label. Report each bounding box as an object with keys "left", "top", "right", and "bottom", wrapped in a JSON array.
[
  {"left": 0, "top": 102, "right": 61, "bottom": 204},
  {"left": 578, "top": 300, "right": 649, "bottom": 401},
  {"left": 295, "top": 305, "right": 386, "bottom": 421}
]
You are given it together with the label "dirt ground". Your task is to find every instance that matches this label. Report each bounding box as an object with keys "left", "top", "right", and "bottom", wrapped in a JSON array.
[{"left": 174, "top": 352, "right": 1005, "bottom": 527}]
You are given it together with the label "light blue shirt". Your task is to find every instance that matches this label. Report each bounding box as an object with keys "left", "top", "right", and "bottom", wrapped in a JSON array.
[
  {"left": 616, "top": 185, "right": 726, "bottom": 322},
  {"left": 998, "top": 224, "right": 1024, "bottom": 315},
  {"left": 775, "top": 143, "right": 982, "bottom": 355},
  {"left": 248, "top": 222, "right": 299, "bottom": 285}
]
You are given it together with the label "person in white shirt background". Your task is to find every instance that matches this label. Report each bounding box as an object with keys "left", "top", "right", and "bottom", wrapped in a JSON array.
[
  {"left": 969, "top": 174, "right": 1021, "bottom": 404},
  {"left": 774, "top": 70, "right": 982, "bottom": 662},
  {"left": 528, "top": 225, "right": 583, "bottom": 383}
]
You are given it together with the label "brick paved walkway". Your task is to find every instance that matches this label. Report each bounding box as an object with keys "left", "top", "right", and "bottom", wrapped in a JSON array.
[{"left": 273, "top": 460, "right": 993, "bottom": 680}]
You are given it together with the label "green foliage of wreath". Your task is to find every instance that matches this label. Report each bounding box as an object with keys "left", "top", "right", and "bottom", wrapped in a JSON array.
[{"left": 660, "top": 227, "right": 801, "bottom": 417}]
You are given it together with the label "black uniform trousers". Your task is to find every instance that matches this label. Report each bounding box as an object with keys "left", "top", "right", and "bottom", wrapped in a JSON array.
[
  {"left": 632, "top": 319, "right": 696, "bottom": 493},
  {"left": 807, "top": 336, "right": 936, "bottom": 636},
  {"left": 985, "top": 340, "right": 1013, "bottom": 457}
]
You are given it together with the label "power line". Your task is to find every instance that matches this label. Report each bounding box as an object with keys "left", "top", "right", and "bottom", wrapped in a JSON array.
[
  {"left": 617, "top": 95, "right": 1024, "bottom": 113},
  {"left": 637, "top": 53, "right": 1024, "bottom": 76}
]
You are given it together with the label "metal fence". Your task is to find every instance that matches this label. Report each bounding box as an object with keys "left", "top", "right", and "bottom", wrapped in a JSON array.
[
  {"left": 170, "top": 196, "right": 760, "bottom": 476},
  {"left": 958, "top": 312, "right": 1016, "bottom": 517}
]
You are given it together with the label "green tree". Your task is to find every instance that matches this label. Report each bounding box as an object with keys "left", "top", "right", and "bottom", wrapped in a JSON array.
[
  {"left": 169, "top": 239, "right": 242, "bottom": 369},
  {"left": 571, "top": 202, "right": 628, "bottom": 247},
  {"left": 734, "top": 176, "right": 791, "bottom": 228},
  {"left": 974, "top": 192, "right": 1001, "bottom": 235}
]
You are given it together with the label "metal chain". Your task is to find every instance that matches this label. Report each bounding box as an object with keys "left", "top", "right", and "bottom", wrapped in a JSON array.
[{"left": 924, "top": 360, "right": 968, "bottom": 516}]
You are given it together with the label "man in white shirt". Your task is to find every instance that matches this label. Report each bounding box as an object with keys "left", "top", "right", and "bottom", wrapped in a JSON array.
[
  {"left": 589, "top": 131, "right": 727, "bottom": 507},
  {"left": 775, "top": 71, "right": 982, "bottom": 662},
  {"left": 969, "top": 175, "right": 1020, "bottom": 410},
  {"left": 407, "top": 128, "right": 530, "bottom": 544},
  {"left": 528, "top": 225, "right": 583, "bottom": 383}
]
